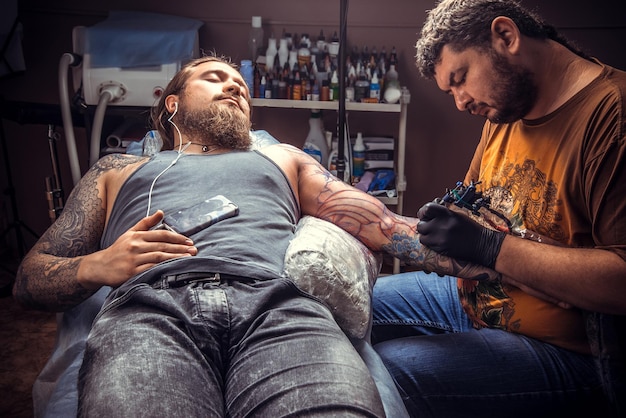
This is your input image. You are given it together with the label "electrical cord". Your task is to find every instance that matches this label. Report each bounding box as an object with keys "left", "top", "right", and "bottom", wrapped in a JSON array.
[
  {"left": 58, "top": 52, "right": 83, "bottom": 186},
  {"left": 90, "top": 84, "right": 124, "bottom": 167}
]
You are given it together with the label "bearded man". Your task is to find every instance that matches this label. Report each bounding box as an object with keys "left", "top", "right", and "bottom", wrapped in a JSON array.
[
  {"left": 371, "top": 1, "right": 626, "bottom": 416},
  {"left": 14, "top": 55, "right": 491, "bottom": 417}
]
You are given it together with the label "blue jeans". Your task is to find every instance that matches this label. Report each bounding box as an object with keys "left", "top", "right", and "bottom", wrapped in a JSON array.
[
  {"left": 78, "top": 275, "right": 385, "bottom": 417},
  {"left": 372, "top": 272, "right": 608, "bottom": 417}
]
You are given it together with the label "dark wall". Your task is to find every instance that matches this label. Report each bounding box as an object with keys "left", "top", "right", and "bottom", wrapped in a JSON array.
[{"left": 1, "top": 0, "right": 625, "bottom": 252}]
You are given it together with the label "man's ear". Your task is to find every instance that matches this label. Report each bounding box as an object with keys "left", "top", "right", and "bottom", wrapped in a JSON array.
[
  {"left": 165, "top": 95, "right": 179, "bottom": 114},
  {"left": 491, "top": 16, "right": 521, "bottom": 55}
]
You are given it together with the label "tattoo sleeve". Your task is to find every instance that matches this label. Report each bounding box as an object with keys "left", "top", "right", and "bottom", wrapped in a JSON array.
[
  {"left": 13, "top": 154, "right": 143, "bottom": 311},
  {"left": 304, "top": 162, "right": 500, "bottom": 282}
]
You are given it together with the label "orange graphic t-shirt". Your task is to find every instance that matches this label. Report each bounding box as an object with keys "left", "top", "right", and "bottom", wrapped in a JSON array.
[{"left": 458, "top": 63, "right": 626, "bottom": 354}]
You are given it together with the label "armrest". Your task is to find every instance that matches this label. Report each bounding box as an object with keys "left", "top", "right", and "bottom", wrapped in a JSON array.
[
  {"left": 283, "top": 215, "right": 382, "bottom": 339},
  {"left": 283, "top": 216, "right": 409, "bottom": 417}
]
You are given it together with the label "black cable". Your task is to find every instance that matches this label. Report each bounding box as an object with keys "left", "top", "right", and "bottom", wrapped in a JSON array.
[{"left": 337, "top": 0, "right": 348, "bottom": 181}]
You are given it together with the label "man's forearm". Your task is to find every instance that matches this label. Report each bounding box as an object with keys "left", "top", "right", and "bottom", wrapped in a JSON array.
[
  {"left": 383, "top": 229, "right": 501, "bottom": 281},
  {"left": 13, "top": 251, "right": 96, "bottom": 312},
  {"left": 497, "top": 235, "right": 626, "bottom": 314}
]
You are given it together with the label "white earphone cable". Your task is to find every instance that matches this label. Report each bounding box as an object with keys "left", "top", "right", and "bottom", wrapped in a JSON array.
[{"left": 145, "top": 103, "right": 189, "bottom": 217}]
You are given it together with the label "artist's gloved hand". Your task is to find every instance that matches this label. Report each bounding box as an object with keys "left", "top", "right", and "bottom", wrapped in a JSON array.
[{"left": 417, "top": 202, "right": 506, "bottom": 269}]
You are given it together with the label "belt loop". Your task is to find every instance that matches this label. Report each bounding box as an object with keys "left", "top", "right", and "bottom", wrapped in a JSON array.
[
  {"left": 155, "top": 277, "right": 170, "bottom": 289},
  {"left": 154, "top": 272, "right": 223, "bottom": 289}
]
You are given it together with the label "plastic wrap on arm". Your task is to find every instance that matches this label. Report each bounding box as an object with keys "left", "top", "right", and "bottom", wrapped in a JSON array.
[{"left": 283, "top": 216, "right": 382, "bottom": 339}]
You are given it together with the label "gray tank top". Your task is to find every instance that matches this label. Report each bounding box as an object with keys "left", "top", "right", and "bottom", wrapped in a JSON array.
[{"left": 101, "top": 150, "right": 300, "bottom": 285}]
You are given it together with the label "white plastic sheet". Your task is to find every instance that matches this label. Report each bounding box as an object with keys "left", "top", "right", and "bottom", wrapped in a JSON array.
[{"left": 283, "top": 216, "right": 382, "bottom": 339}]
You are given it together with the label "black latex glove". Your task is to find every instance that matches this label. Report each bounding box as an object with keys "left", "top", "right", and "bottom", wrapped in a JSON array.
[{"left": 417, "top": 202, "right": 506, "bottom": 269}]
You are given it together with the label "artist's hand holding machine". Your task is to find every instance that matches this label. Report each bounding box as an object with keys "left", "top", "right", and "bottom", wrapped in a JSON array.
[
  {"left": 417, "top": 181, "right": 506, "bottom": 270},
  {"left": 416, "top": 181, "right": 572, "bottom": 308},
  {"left": 418, "top": 203, "right": 505, "bottom": 270}
]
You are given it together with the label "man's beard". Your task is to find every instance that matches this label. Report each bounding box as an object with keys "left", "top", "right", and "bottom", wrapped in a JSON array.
[
  {"left": 484, "top": 51, "right": 537, "bottom": 124},
  {"left": 179, "top": 98, "right": 252, "bottom": 150}
]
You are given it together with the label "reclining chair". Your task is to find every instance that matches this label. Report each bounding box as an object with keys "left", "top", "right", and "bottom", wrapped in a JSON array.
[{"left": 32, "top": 130, "right": 409, "bottom": 417}]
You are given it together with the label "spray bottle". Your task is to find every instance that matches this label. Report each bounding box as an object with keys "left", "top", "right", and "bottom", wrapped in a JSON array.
[
  {"left": 302, "top": 109, "right": 328, "bottom": 167},
  {"left": 352, "top": 132, "right": 366, "bottom": 178},
  {"left": 248, "top": 16, "right": 264, "bottom": 63}
]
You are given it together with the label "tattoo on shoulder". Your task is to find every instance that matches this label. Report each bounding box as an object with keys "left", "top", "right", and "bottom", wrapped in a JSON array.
[
  {"left": 44, "top": 154, "right": 145, "bottom": 257},
  {"left": 16, "top": 153, "right": 147, "bottom": 310},
  {"left": 92, "top": 153, "right": 147, "bottom": 171}
]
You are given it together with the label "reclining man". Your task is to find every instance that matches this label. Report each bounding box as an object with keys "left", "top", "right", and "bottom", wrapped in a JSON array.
[{"left": 13, "top": 55, "right": 491, "bottom": 417}]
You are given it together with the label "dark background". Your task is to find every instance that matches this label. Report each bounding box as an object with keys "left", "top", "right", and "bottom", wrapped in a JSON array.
[{"left": 1, "top": 0, "right": 625, "bottom": 256}]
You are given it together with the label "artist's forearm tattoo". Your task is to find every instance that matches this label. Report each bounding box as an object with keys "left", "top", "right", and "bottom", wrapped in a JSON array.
[
  {"left": 383, "top": 230, "right": 498, "bottom": 281},
  {"left": 14, "top": 154, "right": 145, "bottom": 311}
]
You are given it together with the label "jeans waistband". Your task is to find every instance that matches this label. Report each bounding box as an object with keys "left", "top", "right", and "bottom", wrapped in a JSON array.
[{"left": 153, "top": 272, "right": 235, "bottom": 289}]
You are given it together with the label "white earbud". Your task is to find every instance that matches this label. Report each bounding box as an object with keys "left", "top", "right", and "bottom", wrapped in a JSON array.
[
  {"left": 167, "top": 102, "right": 184, "bottom": 153},
  {"left": 168, "top": 102, "right": 179, "bottom": 120}
]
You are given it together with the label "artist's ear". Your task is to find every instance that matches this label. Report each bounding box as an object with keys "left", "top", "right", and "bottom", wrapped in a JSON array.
[
  {"left": 165, "top": 95, "right": 179, "bottom": 114},
  {"left": 491, "top": 16, "right": 521, "bottom": 56}
]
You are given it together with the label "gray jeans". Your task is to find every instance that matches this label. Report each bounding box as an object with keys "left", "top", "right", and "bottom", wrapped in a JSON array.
[{"left": 78, "top": 275, "right": 384, "bottom": 417}]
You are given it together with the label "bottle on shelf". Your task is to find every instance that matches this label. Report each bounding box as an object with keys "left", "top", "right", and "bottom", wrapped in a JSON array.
[
  {"left": 278, "top": 77, "right": 288, "bottom": 99},
  {"left": 288, "top": 50, "right": 298, "bottom": 72},
  {"left": 303, "top": 109, "right": 329, "bottom": 167},
  {"left": 352, "top": 132, "right": 366, "bottom": 178},
  {"left": 297, "top": 38, "right": 311, "bottom": 69},
  {"left": 265, "top": 76, "right": 273, "bottom": 99},
  {"left": 369, "top": 46, "right": 378, "bottom": 70},
  {"left": 309, "top": 38, "right": 320, "bottom": 69},
  {"left": 265, "top": 35, "right": 277, "bottom": 73},
  {"left": 292, "top": 70, "right": 302, "bottom": 100},
  {"left": 278, "top": 37, "right": 289, "bottom": 68},
  {"left": 325, "top": 130, "right": 333, "bottom": 152},
  {"left": 259, "top": 75, "right": 267, "bottom": 98},
  {"left": 384, "top": 64, "right": 401, "bottom": 104},
  {"left": 328, "top": 134, "right": 351, "bottom": 183},
  {"left": 240, "top": 60, "right": 254, "bottom": 92},
  {"left": 321, "top": 79, "right": 330, "bottom": 101},
  {"left": 253, "top": 65, "right": 261, "bottom": 98},
  {"left": 304, "top": 74, "right": 312, "bottom": 101},
  {"left": 248, "top": 16, "right": 264, "bottom": 63},
  {"left": 346, "top": 65, "right": 357, "bottom": 102},
  {"left": 330, "top": 70, "right": 339, "bottom": 101},
  {"left": 315, "top": 30, "right": 327, "bottom": 64},
  {"left": 310, "top": 75, "right": 319, "bottom": 101},
  {"left": 328, "top": 31, "right": 340, "bottom": 68},
  {"left": 286, "top": 69, "right": 294, "bottom": 99},
  {"left": 300, "top": 65, "right": 309, "bottom": 100},
  {"left": 354, "top": 64, "right": 370, "bottom": 102},
  {"left": 369, "top": 72, "right": 380, "bottom": 102},
  {"left": 378, "top": 46, "right": 388, "bottom": 90}
]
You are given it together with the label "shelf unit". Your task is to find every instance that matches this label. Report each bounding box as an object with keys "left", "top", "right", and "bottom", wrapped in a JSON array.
[{"left": 252, "top": 96, "right": 410, "bottom": 274}]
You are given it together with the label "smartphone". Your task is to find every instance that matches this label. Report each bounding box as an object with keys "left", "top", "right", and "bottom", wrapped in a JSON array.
[{"left": 160, "top": 195, "right": 239, "bottom": 236}]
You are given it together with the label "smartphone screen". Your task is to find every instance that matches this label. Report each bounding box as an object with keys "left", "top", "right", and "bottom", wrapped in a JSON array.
[{"left": 161, "top": 195, "right": 239, "bottom": 236}]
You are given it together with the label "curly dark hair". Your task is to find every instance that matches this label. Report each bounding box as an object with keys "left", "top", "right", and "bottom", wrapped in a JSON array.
[{"left": 415, "top": 0, "right": 589, "bottom": 79}]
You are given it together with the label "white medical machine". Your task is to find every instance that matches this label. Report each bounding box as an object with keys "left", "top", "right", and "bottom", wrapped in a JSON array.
[{"left": 59, "top": 11, "right": 202, "bottom": 186}]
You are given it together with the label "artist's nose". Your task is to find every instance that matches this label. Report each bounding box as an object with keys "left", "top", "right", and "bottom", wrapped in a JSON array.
[{"left": 453, "top": 88, "right": 472, "bottom": 112}]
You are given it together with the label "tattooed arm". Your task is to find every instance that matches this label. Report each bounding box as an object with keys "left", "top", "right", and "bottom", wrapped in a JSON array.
[
  {"left": 13, "top": 154, "right": 197, "bottom": 311},
  {"left": 264, "top": 144, "right": 499, "bottom": 281}
]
